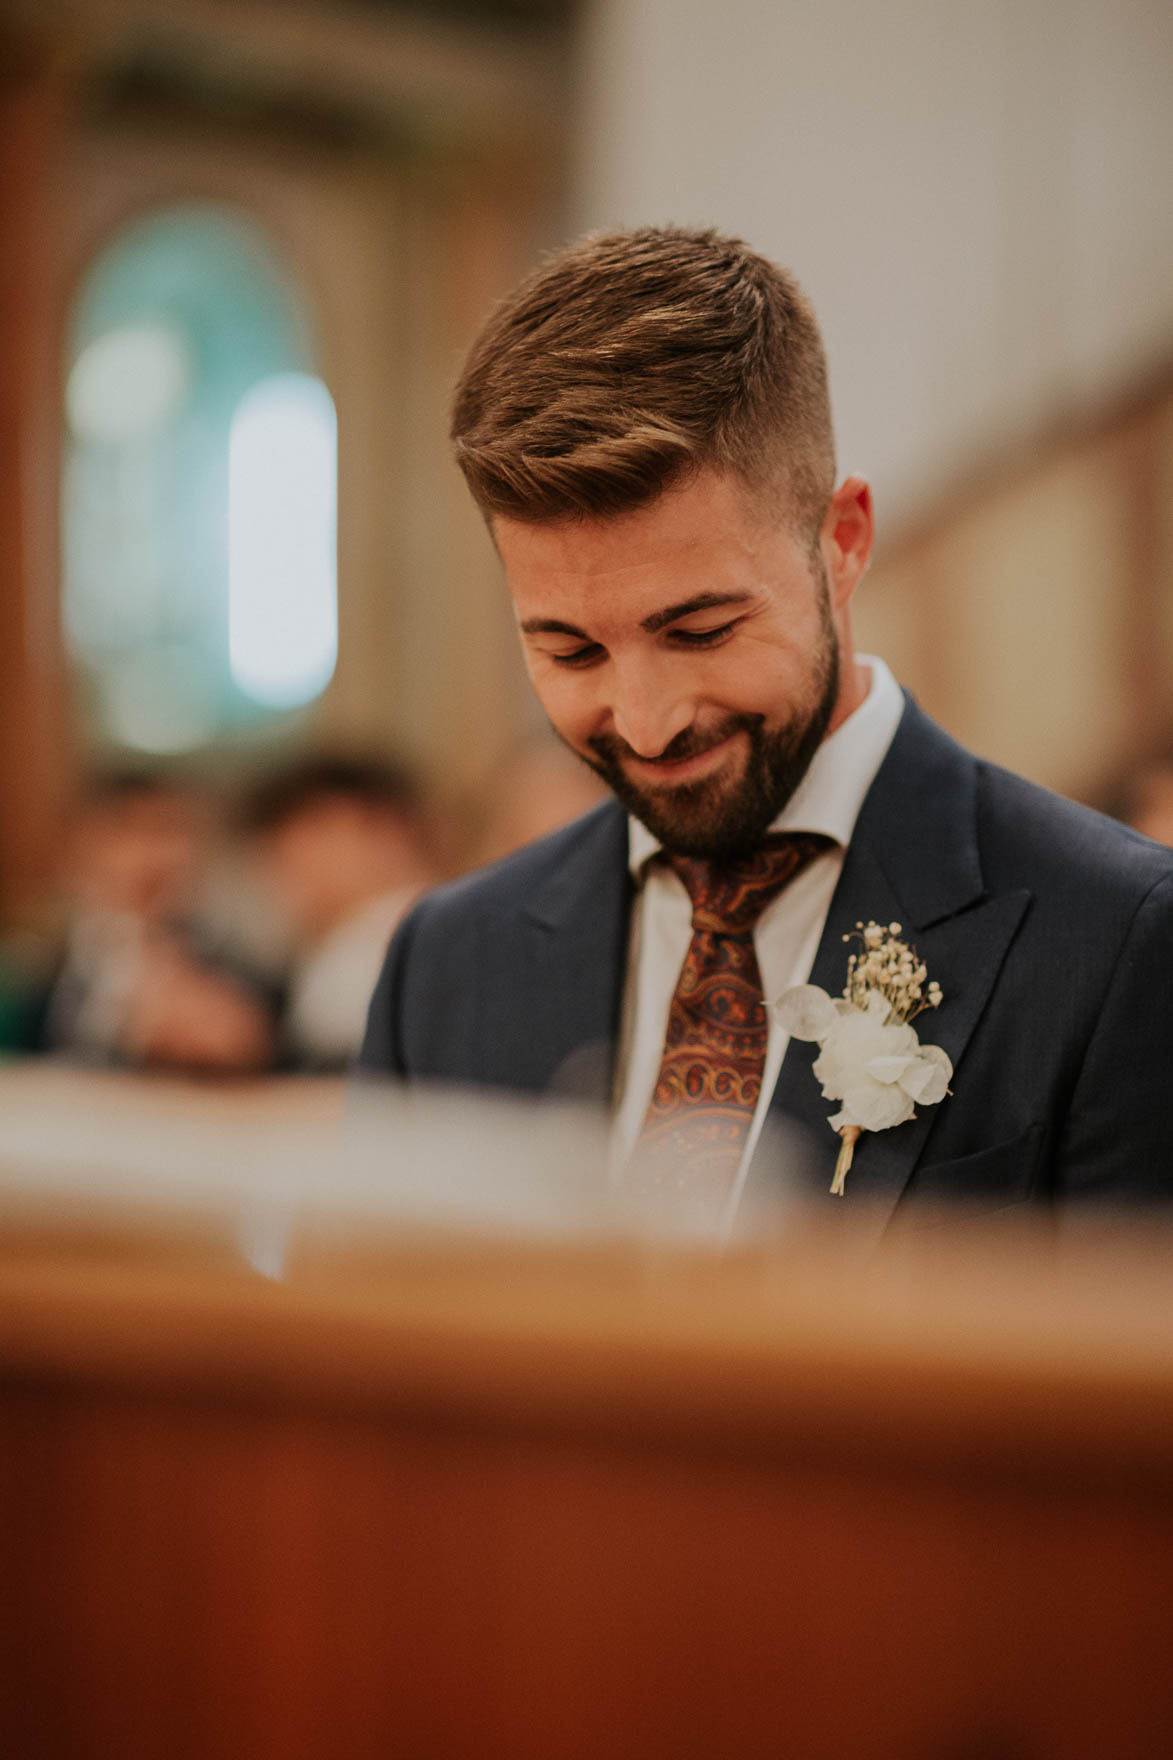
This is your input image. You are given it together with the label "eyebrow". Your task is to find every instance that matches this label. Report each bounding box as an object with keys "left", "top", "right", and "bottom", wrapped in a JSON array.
[
  {"left": 640, "top": 591, "right": 753, "bottom": 634},
  {"left": 519, "top": 591, "right": 753, "bottom": 640},
  {"left": 519, "top": 617, "right": 592, "bottom": 638}
]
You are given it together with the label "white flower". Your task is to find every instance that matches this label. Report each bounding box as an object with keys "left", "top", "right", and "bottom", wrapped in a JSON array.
[
  {"left": 775, "top": 983, "right": 839, "bottom": 1042},
  {"left": 776, "top": 924, "right": 951, "bottom": 1195},
  {"left": 776, "top": 983, "right": 953, "bottom": 1136}
]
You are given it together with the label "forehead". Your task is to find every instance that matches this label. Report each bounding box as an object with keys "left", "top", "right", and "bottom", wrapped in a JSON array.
[{"left": 493, "top": 470, "right": 795, "bottom": 625}]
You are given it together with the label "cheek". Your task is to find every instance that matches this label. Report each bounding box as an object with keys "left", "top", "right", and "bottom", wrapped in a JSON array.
[
  {"left": 727, "top": 631, "right": 819, "bottom": 710},
  {"left": 526, "top": 666, "right": 595, "bottom": 740},
  {"left": 707, "top": 644, "right": 789, "bottom": 712}
]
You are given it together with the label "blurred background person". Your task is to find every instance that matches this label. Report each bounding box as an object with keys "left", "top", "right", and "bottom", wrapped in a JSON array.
[
  {"left": 41, "top": 770, "right": 276, "bottom": 1074},
  {"left": 243, "top": 754, "right": 438, "bottom": 1070}
]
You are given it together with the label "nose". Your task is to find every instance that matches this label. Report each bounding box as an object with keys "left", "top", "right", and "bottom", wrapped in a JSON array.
[{"left": 608, "top": 655, "right": 696, "bottom": 758}]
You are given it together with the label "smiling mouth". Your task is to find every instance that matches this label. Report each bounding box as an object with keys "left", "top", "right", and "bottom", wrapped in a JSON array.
[{"left": 623, "top": 732, "right": 741, "bottom": 785}]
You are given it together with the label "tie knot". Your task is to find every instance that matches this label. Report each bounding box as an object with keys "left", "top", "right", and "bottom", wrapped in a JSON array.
[{"left": 667, "top": 832, "right": 833, "bottom": 935}]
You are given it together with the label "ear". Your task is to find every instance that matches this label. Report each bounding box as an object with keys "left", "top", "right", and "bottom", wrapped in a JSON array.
[{"left": 819, "top": 476, "right": 874, "bottom": 610}]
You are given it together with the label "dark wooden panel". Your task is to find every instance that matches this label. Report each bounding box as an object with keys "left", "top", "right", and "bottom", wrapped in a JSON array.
[{"left": 3, "top": 1222, "right": 1173, "bottom": 1757}]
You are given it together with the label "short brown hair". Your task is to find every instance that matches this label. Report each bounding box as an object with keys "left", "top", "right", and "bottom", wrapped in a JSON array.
[{"left": 450, "top": 225, "right": 835, "bottom": 538}]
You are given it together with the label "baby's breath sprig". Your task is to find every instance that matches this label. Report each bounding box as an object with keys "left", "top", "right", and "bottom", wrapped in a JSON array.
[{"left": 842, "top": 920, "right": 942, "bottom": 1025}]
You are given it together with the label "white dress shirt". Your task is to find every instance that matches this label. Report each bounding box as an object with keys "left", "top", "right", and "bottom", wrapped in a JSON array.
[{"left": 610, "top": 656, "right": 904, "bottom": 1209}]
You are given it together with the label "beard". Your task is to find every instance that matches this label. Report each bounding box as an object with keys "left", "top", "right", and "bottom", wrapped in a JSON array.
[{"left": 579, "top": 570, "right": 840, "bottom": 861}]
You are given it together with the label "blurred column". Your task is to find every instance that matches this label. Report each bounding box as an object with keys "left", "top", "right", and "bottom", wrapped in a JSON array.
[{"left": 0, "top": 28, "right": 73, "bottom": 932}]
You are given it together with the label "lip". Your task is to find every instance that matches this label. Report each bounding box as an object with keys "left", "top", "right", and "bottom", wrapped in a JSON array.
[{"left": 623, "top": 732, "right": 741, "bottom": 786}]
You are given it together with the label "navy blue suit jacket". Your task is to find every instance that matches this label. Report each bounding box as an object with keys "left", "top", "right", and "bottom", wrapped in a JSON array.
[{"left": 360, "top": 699, "right": 1173, "bottom": 1227}]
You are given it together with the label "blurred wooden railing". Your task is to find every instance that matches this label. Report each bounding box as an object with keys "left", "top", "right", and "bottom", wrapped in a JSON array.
[{"left": 2, "top": 1117, "right": 1172, "bottom": 1759}]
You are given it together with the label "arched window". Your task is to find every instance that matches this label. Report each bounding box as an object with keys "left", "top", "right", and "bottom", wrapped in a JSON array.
[{"left": 63, "top": 203, "right": 337, "bottom": 754}]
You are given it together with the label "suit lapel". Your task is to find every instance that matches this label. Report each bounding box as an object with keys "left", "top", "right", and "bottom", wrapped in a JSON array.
[
  {"left": 516, "top": 800, "right": 631, "bottom": 1103},
  {"left": 765, "top": 700, "right": 1032, "bottom": 1229}
]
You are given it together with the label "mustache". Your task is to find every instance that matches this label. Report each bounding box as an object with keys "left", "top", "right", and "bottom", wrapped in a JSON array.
[{"left": 589, "top": 712, "right": 763, "bottom": 769}]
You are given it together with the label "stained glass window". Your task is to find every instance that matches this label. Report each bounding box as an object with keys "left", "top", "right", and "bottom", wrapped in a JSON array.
[{"left": 63, "top": 204, "right": 337, "bottom": 753}]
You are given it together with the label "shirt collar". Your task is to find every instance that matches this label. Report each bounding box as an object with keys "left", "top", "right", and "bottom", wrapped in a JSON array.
[{"left": 626, "top": 654, "right": 904, "bottom": 878}]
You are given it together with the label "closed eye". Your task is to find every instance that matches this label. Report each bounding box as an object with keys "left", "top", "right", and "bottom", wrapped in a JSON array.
[
  {"left": 547, "top": 642, "right": 605, "bottom": 669},
  {"left": 667, "top": 621, "right": 737, "bottom": 648}
]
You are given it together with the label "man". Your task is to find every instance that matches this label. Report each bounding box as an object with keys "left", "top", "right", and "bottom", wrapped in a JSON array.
[{"left": 360, "top": 225, "right": 1173, "bottom": 1229}]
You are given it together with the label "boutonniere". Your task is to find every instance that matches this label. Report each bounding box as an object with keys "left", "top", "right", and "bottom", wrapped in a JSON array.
[{"left": 777, "top": 921, "right": 952, "bottom": 1196}]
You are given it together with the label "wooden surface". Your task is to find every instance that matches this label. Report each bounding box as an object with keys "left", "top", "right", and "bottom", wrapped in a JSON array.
[{"left": 2, "top": 1131, "right": 1173, "bottom": 1756}]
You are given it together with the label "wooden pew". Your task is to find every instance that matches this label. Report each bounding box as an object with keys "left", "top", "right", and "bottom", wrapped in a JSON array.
[{"left": 2, "top": 1177, "right": 1173, "bottom": 1759}]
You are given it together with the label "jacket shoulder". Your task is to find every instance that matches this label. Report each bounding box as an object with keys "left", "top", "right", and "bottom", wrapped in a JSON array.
[
  {"left": 357, "top": 797, "right": 629, "bottom": 1084},
  {"left": 883, "top": 695, "right": 1173, "bottom": 907},
  {"left": 973, "top": 752, "right": 1173, "bottom": 902}
]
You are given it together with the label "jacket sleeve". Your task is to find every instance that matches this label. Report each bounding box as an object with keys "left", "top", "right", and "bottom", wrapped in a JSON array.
[{"left": 1055, "top": 869, "right": 1173, "bottom": 1205}]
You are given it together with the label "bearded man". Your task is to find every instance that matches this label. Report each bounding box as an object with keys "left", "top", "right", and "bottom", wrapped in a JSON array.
[{"left": 359, "top": 226, "right": 1173, "bottom": 1230}]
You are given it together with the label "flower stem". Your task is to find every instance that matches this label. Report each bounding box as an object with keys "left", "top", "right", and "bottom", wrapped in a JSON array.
[{"left": 830, "top": 1125, "right": 862, "bottom": 1197}]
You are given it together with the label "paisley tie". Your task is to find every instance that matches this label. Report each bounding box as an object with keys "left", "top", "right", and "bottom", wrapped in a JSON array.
[{"left": 626, "top": 832, "right": 833, "bottom": 1226}]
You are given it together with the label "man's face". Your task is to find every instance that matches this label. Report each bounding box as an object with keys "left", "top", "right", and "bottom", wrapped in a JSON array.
[{"left": 494, "top": 470, "right": 847, "bottom": 860}]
